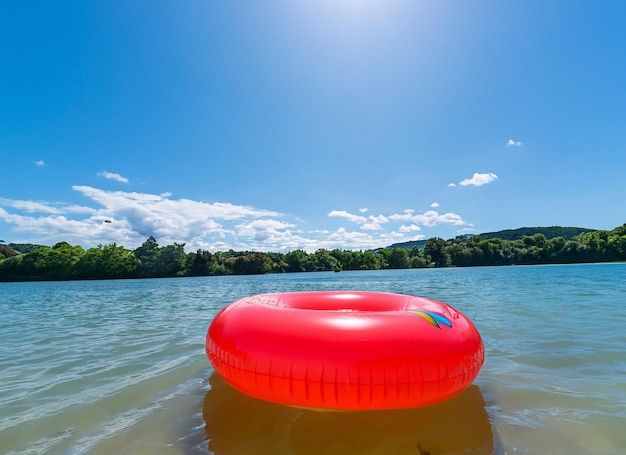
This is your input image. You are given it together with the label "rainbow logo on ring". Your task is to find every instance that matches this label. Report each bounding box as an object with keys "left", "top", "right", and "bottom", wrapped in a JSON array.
[{"left": 412, "top": 311, "right": 453, "bottom": 329}]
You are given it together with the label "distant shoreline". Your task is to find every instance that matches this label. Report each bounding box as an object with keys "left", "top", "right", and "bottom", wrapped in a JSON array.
[{"left": 1, "top": 224, "right": 625, "bottom": 282}]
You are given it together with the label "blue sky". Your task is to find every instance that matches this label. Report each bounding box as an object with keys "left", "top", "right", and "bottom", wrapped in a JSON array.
[{"left": 1, "top": 1, "right": 625, "bottom": 253}]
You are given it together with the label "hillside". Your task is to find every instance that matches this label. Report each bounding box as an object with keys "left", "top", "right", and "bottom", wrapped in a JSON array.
[
  {"left": 475, "top": 226, "right": 595, "bottom": 241},
  {"left": 0, "top": 244, "right": 20, "bottom": 259},
  {"left": 5, "top": 243, "right": 46, "bottom": 254},
  {"left": 381, "top": 239, "right": 429, "bottom": 251},
  {"left": 385, "top": 226, "right": 596, "bottom": 250}
]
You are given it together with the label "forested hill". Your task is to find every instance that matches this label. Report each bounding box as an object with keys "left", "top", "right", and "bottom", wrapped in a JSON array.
[
  {"left": 385, "top": 226, "right": 595, "bottom": 250},
  {"left": 476, "top": 226, "right": 595, "bottom": 241}
]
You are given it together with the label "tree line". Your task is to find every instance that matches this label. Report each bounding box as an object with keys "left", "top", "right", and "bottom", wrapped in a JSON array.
[{"left": 0, "top": 224, "right": 625, "bottom": 282}]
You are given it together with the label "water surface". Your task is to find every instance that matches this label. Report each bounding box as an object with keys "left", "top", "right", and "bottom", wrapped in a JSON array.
[{"left": 1, "top": 263, "right": 625, "bottom": 454}]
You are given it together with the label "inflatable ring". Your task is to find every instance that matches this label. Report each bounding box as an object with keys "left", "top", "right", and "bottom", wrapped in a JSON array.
[{"left": 206, "top": 291, "right": 484, "bottom": 410}]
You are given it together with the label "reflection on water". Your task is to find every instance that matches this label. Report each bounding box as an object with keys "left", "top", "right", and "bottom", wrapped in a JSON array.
[
  {"left": 5, "top": 266, "right": 624, "bottom": 453},
  {"left": 203, "top": 373, "right": 494, "bottom": 455}
]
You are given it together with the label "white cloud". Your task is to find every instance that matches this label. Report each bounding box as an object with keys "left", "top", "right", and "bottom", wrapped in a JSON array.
[
  {"left": 97, "top": 171, "right": 129, "bottom": 183},
  {"left": 361, "top": 215, "right": 389, "bottom": 231},
  {"left": 399, "top": 224, "right": 422, "bottom": 233},
  {"left": 0, "top": 199, "right": 61, "bottom": 214},
  {"left": 328, "top": 210, "right": 367, "bottom": 224},
  {"left": 235, "top": 219, "right": 295, "bottom": 242},
  {"left": 0, "top": 187, "right": 284, "bottom": 251},
  {"left": 389, "top": 209, "right": 466, "bottom": 227},
  {"left": 358, "top": 208, "right": 369, "bottom": 213},
  {"left": 448, "top": 183, "right": 456, "bottom": 187},
  {"left": 430, "top": 202, "right": 439, "bottom": 208},
  {"left": 459, "top": 172, "right": 498, "bottom": 187},
  {"left": 326, "top": 228, "right": 376, "bottom": 249},
  {"left": 507, "top": 139, "right": 522, "bottom": 147},
  {"left": 328, "top": 210, "right": 390, "bottom": 231},
  {"left": 0, "top": 206, "right": 124, "bottom": 247},
  {"left": 0, "top": 198, "right": 95, "bottom": 215},
  {"left": 73, "top": 186, "right": 278, "bottom": 221},
  {"left": 35, "top": 160, "right": 46, "bottom": 167},
  {"left": 0, "top": 187, "right": 473, "bottom": 253}
]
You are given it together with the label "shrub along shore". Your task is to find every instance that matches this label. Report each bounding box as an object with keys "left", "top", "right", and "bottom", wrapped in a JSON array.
[{"left": 1, "top": 224, "right": 625, "bottom": 282}]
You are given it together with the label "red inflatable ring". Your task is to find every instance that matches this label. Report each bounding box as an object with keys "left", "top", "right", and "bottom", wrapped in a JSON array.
[{"left": 206, "top": 291, "right": 484, "bottom": 410}]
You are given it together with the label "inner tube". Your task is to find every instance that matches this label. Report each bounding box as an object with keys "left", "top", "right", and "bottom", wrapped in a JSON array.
[{"left": 206, "top": 291, "right": 484, "bottom": 410}]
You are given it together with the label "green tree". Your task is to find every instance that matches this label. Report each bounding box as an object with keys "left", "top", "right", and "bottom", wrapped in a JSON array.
[
  {"left": 76, "top": 243, "right": 138, "bottom": 279},
  {"left": 285, "top": 249, "right": 313, "bottom": 272},
  {"left": 606, "top": 225, "right": 626, "bottom": 261},
  {"left": 1, "top": 243, "right": 84, "bottom": 280},
  {"left": 266, "top": 252, "right": 288, "bottom": 273},
  {"left": 48, "top": 242, "right": 85, "bottom": 279},
  {"left": 386, "top": 247, "right": 410, "bottom": 269},
  {"left": 408, "top": 246, "right": 430, "bottom": 268},
  {"left": 189, "top": 250, "right": 214, "bottom": 276},
  {"left": 134, "top": 236, "right": 162, "bottom": 277},
  {"left": 424, "top": 238, "right": 450, "bottom": 267},
  {"left": 232, "top": 253, "right": 272, "bottom": 275},
  {"left": 362, "top": 250, "right": 384, "bottom": 270},
  {"left": 314, "top": 249, "right": 340, "bottom": 271},
  {"left": 159, "top": 243, "right": 188, "bottom": 276},
  {"left": 546, "top": 236, "right": 566, "bottom": 262}
]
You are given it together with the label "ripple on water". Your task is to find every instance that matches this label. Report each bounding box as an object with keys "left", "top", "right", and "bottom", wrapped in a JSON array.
[{"left": 1, "top": 266, "right": 626, "bottom": 454}]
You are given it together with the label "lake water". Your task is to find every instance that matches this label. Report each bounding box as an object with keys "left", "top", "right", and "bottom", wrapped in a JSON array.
[{"left": 1, "top": 263, "right": 625, "bottom": 455}]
